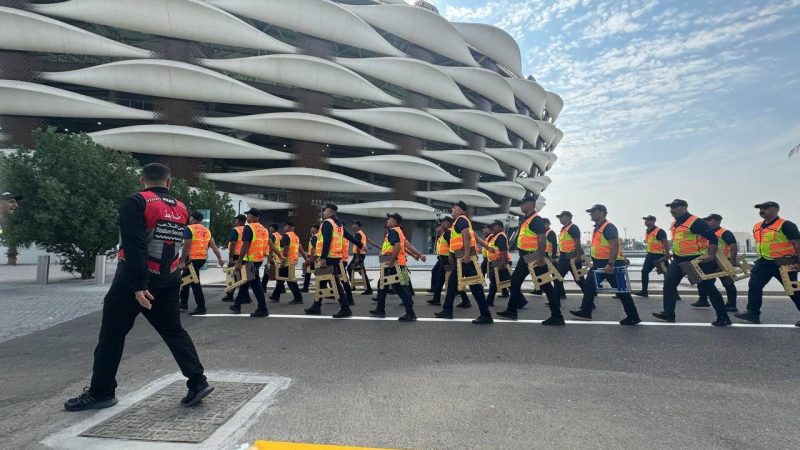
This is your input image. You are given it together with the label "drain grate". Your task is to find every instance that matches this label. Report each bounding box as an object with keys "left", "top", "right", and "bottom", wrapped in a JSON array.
[{"left": 80, "top": 380, "right": 265, "bottom": 443}]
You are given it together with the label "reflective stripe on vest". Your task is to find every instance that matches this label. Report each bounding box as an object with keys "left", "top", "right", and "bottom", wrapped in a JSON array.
[
  {"left": 559, "top": 224, "right": 577, "bottom": 253},
  {"left": 308, "top": 237, "right": 316, "bottom": 258},
  {"left": 341, "top": 236, "right": 350, "bottom": 263},
  {"left": 487, "top": 232, "right": 509, "bottom": 261},
  {"left": 516, "top": 214, "right": 540, "bottom": 252},
  {"left": 118, "top": 190, "right": 187, "bottom": 275},
  {"left": 187, "top": 224, "right": 211, "bottom": 260},
  {"left": 450, "top": 216, "right": 478, "bottom": 253},
  {"left": 671, "top": 216, "right": 708, "bottom": 257},
  {"left": 243, "top": 222, "right": 268, "bottom": 262},
  {"left": 381, "top": 226, "right": 407, "bottom": 266},
  {"left": 315, "top": 218, "right": 344, "bottom": 258},
  {"left": 646, "top": 227, "right": 665, "bottom": 254},
  {"left": 754, "top": 218, "right": 796, "bottom": 260},
  {"left": 352, "top": 230, "right": 367, "bottom": 255},
  {"left": 436, "top": 234, "right": 450, "bottom": 256},
  {"left": 285, "top": 231, "right": 300, "bottom": 263},
  {"left": 233, "top": 225, "right": 244, "bottom": 256},
  {"left": 715, "top": 227, "right": 732, "bottom": 257},
  {"left": 482, "top": 233, "right": 493, "bottom": 258},
  {"left": 545, "top": 229, "right": 556, "bottom": 255},
  {"left": 591, "top": 221, "right": 624, "bottom": 260}
]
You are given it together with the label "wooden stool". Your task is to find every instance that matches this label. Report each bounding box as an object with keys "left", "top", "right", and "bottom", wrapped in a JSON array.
[
  {"left": 275, "top": 263, "right": 297, "bottom": 282},
  {"left": 455, "top": 254, "right": 486, "bottom": 291},
  {"left": 378, "top": 255, "right": 402, "bottom": 287},
  {"left": 180, "top": 264, "right": 199, "bottom": 288},
  {"left": 314, "top": 265, "right": 339, "bottom": 301},
  {"left": 568, "top": 253, "right": 592, "bottom": 280},
  {"left": 523, "top": 253, "right": 562, "bottom": 290},
  {"left": 223, "top": 264, "right": 251, "bottom": 293},
  {"left": 491, "top": 260, "right": 511, "bottom": 290},
  {"left": 777, "top": 257, "right": 800, "bottom": 296},
  {"left": 349, "top": 256, "right": 368, "bottom": 288},
  {"left": 655, "top": 257, "right": 668, "bottom": 275},
  {"left": 337, "top": 260, "right": 349, "bottom": 283},
  {"left": 680, "top": 249, "right": 751, "bottom": 285}
]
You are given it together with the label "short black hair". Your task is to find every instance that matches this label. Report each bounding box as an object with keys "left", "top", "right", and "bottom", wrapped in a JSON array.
[
  {"left": 285, "top": 221, "right": 295, "bottom": 227},
  {"left": 191, "top": 211, "right": 204, "bottom": 221},
  {"left": 142, "top": 163, "right": 171, "bottom": 183},
  {"left": 311, "top": 224, "right": 319, "bottom": 230}
]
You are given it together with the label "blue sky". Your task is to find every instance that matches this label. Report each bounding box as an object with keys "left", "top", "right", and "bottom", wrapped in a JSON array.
[{"left": 433, "top": 0, "right": 800, "bottom": 239}]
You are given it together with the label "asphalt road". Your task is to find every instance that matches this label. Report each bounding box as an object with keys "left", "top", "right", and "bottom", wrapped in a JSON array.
[{"left": 2, "top": 287, "right": 799, "bottom": 449}]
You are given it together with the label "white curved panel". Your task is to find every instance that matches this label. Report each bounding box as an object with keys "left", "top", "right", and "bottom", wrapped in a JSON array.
[
  {"left": 200, "top": 55, "right": 401, "bottom": 106},
  {"left": 337, "top": 57, "right": 474, "bottom": 108},
  {"left": 41, "top": 59, "right": 295, "bottom": 109},
  {"left": 546, "top": 92, "right": 564, "bottom": 122},
  {"left": 452, "top": 22, "right": 523, "bottom": 77},
  {"left": 495, "top": 114, "right": 541, "bottom": 148},
  {"left": 415, "top": 189, "right": 499, "bottom": 208},
  {"left": 420, "top": 150, "right": 505, "bottom": 176},
  {"left": 327, "top": 155, "right": 460, "bottom": 182},
  {"left": 338, "top": 200, "right": 437, "bottom": 221},
  {"left": 330, "top": 108, "right": 467, "bottom": 145},
  {"left": 484, "top": 148, "right": 535, "bottom": 173},
  {"left": 202, "top": 113, "right": 397, "bottom": 150},
  {"left": 551, "top": 128, "right": 564, "bottom": 150},
  {"left": 516, "top": 176, "right": 552, "bottom": 194},
  {"left": 0, "top": 80, "right": 154, "bottom": 120},
  {"left": 478, "top": 181, "right": 527, "bottom": 199},
  {"left": 206, "top": 168, "right": 392, "bottom": 193},
  {"left": 535, "top": 120, "right": 558, "bottom": 147},
  {"left": 529, "top": 150, "right": 558, "bottom": 172},
  {"left": 427, "top": 109, "right": 511, "bottom": 145},
  {"left": 473, "top": 213, "right": 519, "bottom": 225},
  {"left": 0, "top": 7, "right": 150, "bottom": 58},
  {"left": 31, "top": 0, "right": 296, "bottom": 53},
  {"left": 344, "top": 5, "right": 479, "bottom": 67},
  {"left": 205, "top": 0, "right": 405, "bottom": 57},
  {"left": 438, "top": 66, "right": 517, "bottom": 112},
  {"left": 508, "top": 78, "right": 548, "bottom": 120},
  {"left": 225, "top": 193, "right": 292, "bottom": 211},
  {"left": 88, "top": 125, "right": 292, "bottom": 160}
]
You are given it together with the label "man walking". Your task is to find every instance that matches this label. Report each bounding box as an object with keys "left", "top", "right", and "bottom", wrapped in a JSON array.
[
  {"left": 230, "top": 208, "right": 270, "bottom": 317},
  {"left": 634, "top": 215, "right": 669, "bottom": 298},
  {"left": 692, "top": 214, "right": 738, "bottom": 311},
  {"left": 552, "top": 211, "right": 585, "bottom": 300},
  {"left": 270, "top": 221, "right": 308, "bottom": 304},
  {"left": 179, "top": 211, "right": 224, "bottom": 315},
  {"left": 301, "top": 224, "right": 319, "bottom": 293},
  {"left": 222, "top": 214, "right": 248, "bottom": 303},
  {"left": 369, "top": 213, "right": 419, "bottom": 321},
  {"left": 349, "top": 221, "right": 373, "bottom": 295}
]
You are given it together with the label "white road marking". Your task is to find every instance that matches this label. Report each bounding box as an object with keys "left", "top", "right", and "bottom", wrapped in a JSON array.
[{"left": 197, "top": 314, "right": 798, "bottom": 328}]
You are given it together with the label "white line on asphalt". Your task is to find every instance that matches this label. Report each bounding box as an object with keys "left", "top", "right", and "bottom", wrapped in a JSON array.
[{"left": 197, "top": 314, "right": 798, "bottom": 328}]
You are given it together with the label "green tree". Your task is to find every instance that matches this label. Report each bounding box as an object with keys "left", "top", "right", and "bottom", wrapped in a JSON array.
[
  {"left": 0, "top": 128, "right": 140, "bottom": 278},
  {"left": 170, "top": 177, "right": 235, "bottom": 245}
]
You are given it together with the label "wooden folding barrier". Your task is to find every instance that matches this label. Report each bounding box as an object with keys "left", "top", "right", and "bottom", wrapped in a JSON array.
[
  {"left": 180, "top": 264, "right": 199, "bottom": 288},
  {"left": 523, "top": 252, "right": 562, "bottom": 290},
  {"left": 314, "top": 265, "right": 339, "bottom": 301}
]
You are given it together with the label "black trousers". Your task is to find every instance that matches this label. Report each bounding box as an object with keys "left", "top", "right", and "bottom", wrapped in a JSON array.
[
  {"left": 746, "top": 259, "right": 800, "bottom": 315},
  {"left": 375, "top": 268, "right": 415, "bottom": 315},
  {"left": 312, "top": 258, "right": 350, "bottom": 309},
  {"left": 506, "top": 255, "right": 561, "bottom": 317},
  {"left": 698, "top": 279, "right": 737, "bottom": 306},
  {"left": 347, "top": 254, "right": 372, "bottom": 291},
  {"left": 179, "top": 259, "right": 206, "bottom": 309},
  {"left": 442, "top": 259, "right": 491, "bottom": 316},
  {"left": 486, "top": 262, "right": 510, "bottom": 305},
  {"left": 90, "top": 271, "right": 206, "bottom": 396},
  {"left": 261, "top": 262, "right": 284, "bottom": 294},
  {"left": 272, "top": 265, "right": 303, "bottom": 302},
  {"left": 663, "top": 256, "right": 726, "bottom": 318},
  {"left": 641, "top": 252, "right": 666, "bottom": 293},
  {"left": 553, "top": 253, "right": 586, "bottom": 298},
  {"left": 432, "top": 256, "right": 468, "bottom": 303},
  {"left": 579, "top": 259, "right": 639, "bottom": 318},
  {"left": 235, "top": 261, "right": 267, "bottom": 311}
]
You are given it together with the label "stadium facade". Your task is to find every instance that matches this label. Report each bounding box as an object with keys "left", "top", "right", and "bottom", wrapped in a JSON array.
[{"left": 0, "top": 0, "right": 563, "bottom": 249}]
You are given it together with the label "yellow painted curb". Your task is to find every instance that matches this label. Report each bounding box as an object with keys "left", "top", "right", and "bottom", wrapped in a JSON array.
[{"left": 250, "top": 441, "right": 396, "bottom": 450}]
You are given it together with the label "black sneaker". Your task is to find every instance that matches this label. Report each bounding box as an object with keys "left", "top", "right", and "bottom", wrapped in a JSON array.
[
  {"left": 250, "top": 309, "right": 269, "bottom": 318},
  {"left": 300, "top": 288, "right": 309, "bottom": 293},
  {"left": 569, "top": 309, "right": 592, "bottom": 320},
  {"left": 633, "top": 291, "right": 649, "bottom": 298},
  {"left": 371, "top": 297, "right": 379, "bottom": 302},
  {"left": 221, "top": 296, "right": 234, "bottom": 303},
  {"left": 179, "top": 304, "right": 189, "bottom": 311},
  {"left": 229, "top": 305, "right": 241, "bottom": 314},
  {"left": 560, "top": 294, "right": 568, "bottom": 300},
  {"left": 188, "top": 308, "right": 207, "bottom": 316},
  {"left": 181, "top": 384, "right": 215, "bottom": 407},
  {"left": 304, "top": 306, "right": 321, "bottom": 315},
  {"left": 619, "top": 316, "right": 641, "bottom": 326},
  {"left": 472, "top": 314, "right": 493, "bottom": 324},
  {"left": 456, "top": 301, "right": 472, "bottom": 309},
  {"left": 398, "top": 313, "right": 417, "bottom": 322},
  {"left": 500, "top": 290, "right": 510, "bottom": 298},
  {"left": 427, "top": 298, "right": 441, "bottom": 305},
  {"left": 288, "top": 298, "right": 304, "bottom": 305},
  {"left": 725, "top": 304, "right": 738, "bottom": 312},
  {"left": 734, "top": 311, "right": 760, "bottom": 324},
  {"left": 542, "top": 316, "right": 565, "bottom": 326},
  {"left": 496, "top": 311, "right": 518, "bottom": 321},
  {"left": 348, "top": 299, "right": 356, "bottom": 306},
  {"left": 652, "top": 312, "right": 676, "bottom": 322},
  {"left": 711, "top": 316, "right": 732, "bottom": 327},
  {"left": 269, "top": 297, "right": 280, "bottom": 303},
  {"left": 332, "top": 308, "right": 352, "bottom": 318},
  {"left": 369, "top": 310, "right": 386, "bottom": 318},
  {"left": 434, "top": 311, "right": 453, "bottom": 319},
  {"left": 795, "top": 320, "right": 799, "bottom": 327},
  {"left": 240, "top": 298, "right": 252, "bottom": 304},
  {"left": 64, "top": 388, "right": 117, "bottom": 412},
  {"left": 690, "top": 301, "right": 710, "bottom": 308},
  {"left": 361, "top": 290, "right": 373, "bottom": 296},
  {"left": 532, "top": 290, "right": 543, "bottom": 296},
  {"left": 519, "top": 299, "right": 529, "bottom": 309}
]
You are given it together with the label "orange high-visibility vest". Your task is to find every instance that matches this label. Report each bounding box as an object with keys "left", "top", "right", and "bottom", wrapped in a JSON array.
[
  {"left": 545, "top": 228, "right": 556, "bottom": 256},
  {"left": 671, "top": 216, "right": 708, "bottom": 257},
  {"left": 591, "top": 221, "right": 625, "bottom": 260},
  {"left": 381, "top": 226, "right": 407, "bottom": 266},
  {"left": 352, "top": 230, "right": 367, "bottom": 255},
  {"left": 243, "top": 222, "right": 268, "bottom": 262},
  {"left": 232, "top": 225, "right": 244, "bottom": 256},
  {"left": 436, "top": 233, "right": 450, "bottom": 256},
  {"left": 315, "top": 218, "right": 344, "bottom": 259},
  {"left": 646, "top": 226, "right": 665, "bottom": 254},
  {"left": 714, "top": 227, "right": 732, "bottom": 257},
  {"left": 187, "top": 224, "right": 211, "bottom": 260},
  {"left": 340, "top": 236, "right": 350, "bottom": 263},
  {"left": 285, "top": 231, "right": 300, "bottom": 264},
  {"left": 487, "top": 231, "right": 509, "bottom": 262},
  {"left": 516, "top": 214, "right": 540, "bottom": 252},
  {"left": 754, "top": 218, "right": 796, "bottom": 260},
  {"left": 449, "top": 216, "right": 478, "bottom": 253},
  {"left": 559, "top": 223, "right": 577, "bottom": 253}
]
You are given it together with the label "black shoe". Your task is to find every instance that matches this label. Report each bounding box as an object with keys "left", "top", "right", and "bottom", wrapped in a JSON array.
[
  {"left": 795, "top": 320, "right": 799, "bottom": 327},
  {"left": 496, "top": 311, "right": 518, "bottom": 321},
  {"left": 369, "top": 310, "right": 386, "bottom": 318},
  {"left": 427, "top": 298, "right": 441, "bottom": 305},
  {"left": 398, "top": 313, "right": 417, "bottom": 322},
  {"left": 288, "top": 298, "right": 304, "bottom": 305},
  {"left": 371, "top": 297, "right": 379, "bottom": 302},
  {"left": 500, "top": 290, "right": 510, "bottom": 298},
  {"left": 472, "top": 314, "right": 493, "bottom": 324},
  {"left": 633, "top": 291, "right": 649, "bottom": 298},
  {"left": 240, "top": 298, "right": 252, "bottom": 304},
  {"left": 434, "top": 311, "right": 453, "bottom": 319},
  {"left": 532, "top": 290, "right": 543, "bottom": 296},
  {"left": 64, "top": 388, "right": 117, "bottom": 412},
  {"left": 304, "top": 307, "right": 321, "bottom": 315},
  {"left": 711, "top": 316, "right": 732, "bottom": 327},
  {"left": 361, "top": 290, "right": 373, "bottom": 296},
  {"left": 725, "top": 304, "right": 738, "bottom": 312},
  {"left": 652, "top": 312, "right": 676, "bottom": 322},
  {"left": 519, "top": 299, "right": 529, "bottom": 309},
  {"left": 332, "top": 308, "right": 352, "bottom": 318},
  {"left": 456, "top": 301, "right": 471, "bottom": 309},
  {"left": 181, "top": 384, "right": 215, "bottom": 407},
  {"left": 690, "top": 301, "right": 710, "bottom": 308},
  {"left": 189, "top": 308, "right": 207, "bottom": 316},
  {"left": 300, "top": 288, "right": 309, "bottom": 293},
  {"left": 734, "top": 311, "right": 760, "bottom": 324},
  {"left": 229, "top": 305, "right": 241, "bottom": 314},
  {"left": 619, "top": 316, "right": 641, "bottom": 326},
  {"left": 179, "top": 304, "right": 188, "bottom": 311},
  {"left": 269, "top": 296, "right": 280, "bottom": 303},
  {"left": 348, "top": 299, "right": 355, "bottom": 306},
  {"left": 569, "top": 309, "right": 592, "bottom": 320},
  {"left": 221, "top": 296, "right": 234, "bottom": 303},
  {"left": 542, "top": 316, "right": 565, "bottom": 326},
  {"left": 250, "top": 309, "right": 269, "bottom": 318}
]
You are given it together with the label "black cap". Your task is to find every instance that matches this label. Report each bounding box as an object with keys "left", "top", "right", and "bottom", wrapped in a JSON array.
[
  {"left": 439, "top": 216, "right": 453, "bottom": 223},
  {"left": 520, "top": 193, "right": 538, "bottom": 204},
  {"left": 482, "top": 223, "right": 491, "bottom": 229},
  {"left": 491, "top": 220, "right": 504, "bottom": 227},
  {"left": 704, "top": 214, "right": 723, "bottom": 222},
  {"left": 386, "top": 213, "right": 403, "bottom": 223},
  {"left": 268, "top": 223, "right": 279, "bottom": 230},
  {"left": 555, "top": 210, "right": 572, "bottom": 218},
  {"left": 353, "top": 220, "right": 362, "bottom": 227},
  {"left": 1, "top": 192, "right": 22, "bottom": 201},
  {"left": 452, "top": 200, "right": 468, "bottom": 212},
  {"left": 642, "top": 215, "right": 656, "bottom": 221},
  {"left": 586, "top": 204, "right": 607, "bottom": 213},
  {"left": 324, "top": 203, "right": 338, "bottom": 212},
  {"left": 244, "top": 207, "right": 260, "bottom": 217},
  {"left": 285, "top": 221, "right": 295, "bottom": 227},
  {"left": 235, "top": 214, "right": 247, "bottom": 222},
  {"left": 542, "top": 218, "right": 551, "bottom": 224},
  {"left": 665, "top": 199, "right": 688, "bottom": 208},
  {"left": 755, "top": 201, "right": 779, "bottom": 209},
  {"left": 191, "top": 211, "right": 204, "bottom": 221}
]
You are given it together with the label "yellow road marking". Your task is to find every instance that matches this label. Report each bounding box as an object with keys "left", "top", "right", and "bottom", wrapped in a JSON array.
[{"left": 251, "top": 441, "right": 396, "bottom": 450}]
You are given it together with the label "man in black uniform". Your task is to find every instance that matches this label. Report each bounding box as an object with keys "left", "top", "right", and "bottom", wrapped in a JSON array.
[
  {"left": 427, "top": 217, "right": 470, "bottom": 307},
  {"left": 634, "top": 215, "right": 669, "bottom": 298},
  {"left": 230, "top": 208, "right": 270, "bottom": 317},
  {"left": 369, "top": 213, "right": 419, "bottom": 321},
  {"left": 263, "top": 223, "right": 283, "bottom": 296},
  {"left": 553, "top": 211, "right": 585, "bottom": 300},
  {"left": 301, "top": 224, "right": 319, "bottom": 293},
  {"left": 64, "top": 163, "right": 212, "bottom": 411},
  {"left": 222, "top": 214, "right": 248, "bottom": 303},
  {"left": 348, "top": 221, "right": 373, "bottom": 295},
  {"left": 692, "top": 214, "right": 738, "bottom": 311},
  {"left": 484, "top": 220, "right": 510, "bottom": 307},
  {"left": 533, "top": 218, "right": 559, "bottom": 296},
  {"left": 270, "top": 221, "right": 308, "bottom": 304}
]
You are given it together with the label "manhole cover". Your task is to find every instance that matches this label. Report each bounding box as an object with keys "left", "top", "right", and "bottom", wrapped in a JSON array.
[{"left": 80, "top": 380, "right": 265, "bottom": 443}]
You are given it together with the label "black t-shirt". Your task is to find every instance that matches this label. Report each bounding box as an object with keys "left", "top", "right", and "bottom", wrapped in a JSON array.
[
  {"left": 648, "top": 226, "right": 667, "bottom": 241},
  {"left": 712, "top": 228, "right": 737, "bottom": 246},
  {"left": 546, "top": 229, "right": 558, "bottom": 247},
  {"left": 494, "top": 233, "right": 508, "bottom": 251},
  {"left": 229, "top": 228, "right": 240, "bottom": 242},
  {"left": 453, "top": 216, "right": 470, "bottom": 233},
  {"left": 595, "top": 221, "right": 619, "bottom": 240},
  {"left": 674, "top": 213, "right": 718, "bottom": 245},
  {"left": 242, "top": 224, "right": 254, "bottom": 242},
  {"left": 280, "top": 234, "right": 290, "bottom": 248},
  {"left": 387, "top": 229, "right": 400, "bottom": 245},
  {"left": 564, "top": 223, "right": 581, "bottom": 240},
  {"left": 762, "top": 218, "right": 800, "bottom": 240},
  {"left": 527, "top": 215, "right": 546, "bottom": 234}
]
